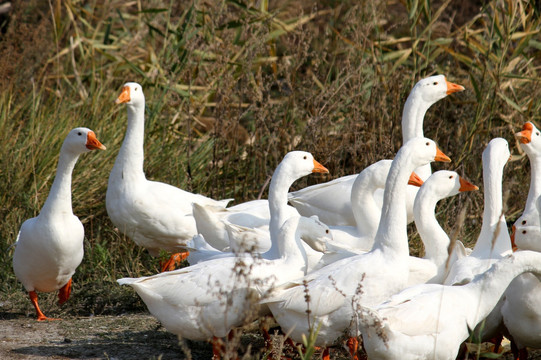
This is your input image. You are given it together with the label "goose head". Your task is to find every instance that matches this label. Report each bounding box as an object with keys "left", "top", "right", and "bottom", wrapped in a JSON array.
[
  {"left": 297, "top": 215, "right": 333, "bottom": 253},
  {"left": 278, "top": 151, "right": 329, "bottom": 180},
  {"left": 418, "top": 170, "right": 478, "bottom": 200},
  {"left": 516, "top": 122, "right": 541, "bottom": 157},
  {"left": 63, "top": 127, "right": 106, "bottom": 154},
  {"left": 115, "top": 82, "right": 145, "bottom": 107},
  {"left": 412, "top": 75, "right": 465, "bottom": 105},
  {"left": 403, "top": 137, "right": 451, "bottom": 167},
  {"left": 483, "top": 137, "right": 511, "bottom": 173}
]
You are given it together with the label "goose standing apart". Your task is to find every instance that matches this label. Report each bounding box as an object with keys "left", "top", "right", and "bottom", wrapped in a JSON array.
[
  {"left": 287, "top": 75, "right": 464, "bottom": 226},
  {"left": 358, "top": 251, "right": 541, "bottom": 360},
  {"left": 263, "top": 138, "right": 451, "bottom": 355},
  {"left": 407, "top": 170, "right": 478, "bottom": 286},
  {"left": 500, "top": 123, "right": 541, "bottom": 359},
  {"left": 106, "top": 82, "right": 232, "bottom": 271},
  {"left": 117, "top": 152, "right": 332, "bottom": 354},
  {"left": 511, "top": 122, "right": 541, "bottom": 251},
  {"left": 13, "top": 128, "right": 106, "bottom": 321}
]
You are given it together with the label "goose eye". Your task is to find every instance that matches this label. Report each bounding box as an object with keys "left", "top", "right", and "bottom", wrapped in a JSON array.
[
  {"left": 426, "top": 142, "right": 430, "bottom": 146},
  {"left": 134, "top": 87, "right": 138, "bottom": 91},
  {"left": 433, "top": 82, "right": 438, "bottom": 85},
  {"left": 449, "top": 175, "right": 453, "bottom": 179},
  {"left": 522, "top": 230, "right": 527, "bottom": 234},
  {"left": 522, "top": 220, "right": 527, "bottom": 225},
  {"left": 77, "top": 132, "right": 82, "bottom": 136},
  {"left": 325, "top": 229, "right": 329, "bottom": 234},
  {"left": 303, "top": 156, "right": 307, "bottom": 160},
  {"left": 536, "top": 132, "right": 539, "bottom": 136}
]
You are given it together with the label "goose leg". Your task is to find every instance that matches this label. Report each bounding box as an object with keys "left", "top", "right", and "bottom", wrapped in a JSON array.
[
  {"left": 160, "top": 251, "right": 189, "bottom": 272},
  {"left": 29, "top": 291, "right": 58, "bottom": 321},
  {"left": 211, "top": 336, "right": 223, "bottom": 360},
  {"left": 58, "top": 278, "right": 72, "bottom": 305},
  {"left": 346, "top": 337, "right": 360, "bottom": 360}
]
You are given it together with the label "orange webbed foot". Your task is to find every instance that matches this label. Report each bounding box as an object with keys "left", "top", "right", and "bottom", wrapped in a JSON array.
[
  {"left": 160, "top": 251, "right": 189, "bottom": 272},
  {"left": 29, "top": 291, "right": 60, "bottom": 321},
  {"left": 58, "top": 278, "right": 72, "bottom": 305}
]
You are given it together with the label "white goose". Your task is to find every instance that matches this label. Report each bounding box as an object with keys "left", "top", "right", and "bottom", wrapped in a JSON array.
[
  {"left": 359, "top": 251, "right": 541, "bottom": 360},
  {"left": 444, "top": 138, "right": 513, "bottom": 286},
  {"left": 500, "top": 123, "right": 541, "bottom": 359},
  {"left": 287, "top": 75, "right": 464, "bottom": 226},
  {"left": 511, "top": 122, "right": 541, "bottom": 251},
  {"left": 106, "top": 82, "right": 232, "bottom": 270},
  {"left": 13, "top": 128, "right": 106, "bottom": 321},
  {"left": 263, "top": 138, "right": 451, "bottom": 350},
  {"left": 116, "top": 152, "right": 332, "bottom": 348},
  {"left": 407, "top": 171, "right": 478, "bottom": 286}
]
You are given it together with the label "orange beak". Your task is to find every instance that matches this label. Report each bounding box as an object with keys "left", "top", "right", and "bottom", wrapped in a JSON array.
[
  {"left": 115, "top": 86, "right": 130, "bottom": 104},
  {"left": 408, "top": 172, "right": 424, "bottom": 187},
  {"left": 446, "top": 80, "right": 465, "bottom": 95},
  {"left": 312, "top": 159, "right": 329, "bottom": 174},
  {"left": 86, "top": 131, "right": 107, "bottom": 150},
  {"left": 510, "top": 225, "right": 517, "bottom": 252},
  {"left": 515, "top": 122, "right": 533, "bottom": 144},
  {"left": 434, "top": 147, "right": 451, "bottom": 162},
  {"left": 458, "top": 177, "right": 478, "bottom": 192}
]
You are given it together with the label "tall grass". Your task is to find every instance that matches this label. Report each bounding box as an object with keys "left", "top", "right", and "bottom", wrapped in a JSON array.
[{"left": 0, "top": 0, "right": 540, "bottom": 356}]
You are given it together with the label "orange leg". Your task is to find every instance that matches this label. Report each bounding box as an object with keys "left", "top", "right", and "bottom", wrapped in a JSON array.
[
  {"left": 321, "top": 347, "right": 330, "bottom": 360},
  {"left": 160, "top": 251, "right": 190, "bottom": 272},
  {"left": 347, "top": 337, "right": 360, "bottom": 360},
  {"left": 29, "top": 291, "right": 59, "bottom": 321},
  {"left": 211, "top": 336, "right": 224, "bottom": 360},
  {"left": 58, "top": 278, "right": 72, "bottom": 305}
]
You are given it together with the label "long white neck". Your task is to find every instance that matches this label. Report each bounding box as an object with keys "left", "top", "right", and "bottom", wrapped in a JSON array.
[
  {"left": 524, "top": 155, "right": 541, "bottom": 215},
  {"left": 372, "top": 150, "right": 416, "bottom": 256},
  {"left": 472, "top": 158, "right": 511, "bottom": 257},
  {"left": 110, "top": 102, "right": 146, "bottom": 183},
  {"left": 402, "top": 93, "right": 433, "bottom": 180},
  {"left": 414, "top": 189, "right": 450, "bottom": 268},
  {"left": 40, "top": 148, "right": 80, "bottom": 217},
  {"left": 266, "top": 162, "right": 297, "bottom": 258},
  {"left": 465, "top": 251, "right": 541, "bottom": 327}
]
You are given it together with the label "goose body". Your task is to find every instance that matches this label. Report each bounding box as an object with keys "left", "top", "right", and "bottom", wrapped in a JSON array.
[
  {"left": 263, "top": 138, "right": 451, "bottom": 346},
  {"left": 13, "top": 128, "right": 106, "bottom": 320},
  {"left": 359, "top": 251, "right": 541, "bottom": 360},
  {"left": 118, "top": 151, "right": 332, "bottom": 341},
  {"left": 287, "top": 75, "right": 464, "bottom": 226},
  {"left": 105, "top": 82, "right": 231, "bottom": 257}
]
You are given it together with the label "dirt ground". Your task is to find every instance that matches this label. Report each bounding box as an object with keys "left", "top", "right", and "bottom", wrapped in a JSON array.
[
  {"left": 3, "top": 310, "right": 541, "bottom": 360},
  {"left": 0, "top": 313, "right": 211, "bottom": 360}
]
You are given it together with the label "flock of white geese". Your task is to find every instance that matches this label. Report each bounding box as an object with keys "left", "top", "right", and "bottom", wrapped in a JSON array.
[{"left": 11, "top": 76, "right": 541, "bottom": 360}]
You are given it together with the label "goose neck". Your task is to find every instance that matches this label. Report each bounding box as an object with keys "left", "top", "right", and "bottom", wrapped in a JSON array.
[
  {"left": 524, "top": 156, "right": 541, "bottom": 214},
  {"left": 276, "top": 217, "right": 308, "bottom": 266},
  {"left": 40, "top": 148, "right": 80, "bottom": 217},
  {"left": 401, "top": 95, "right": 430, "bottom": 142},
  {"left": 414, "top": 193, "right": 450, "bottom": 262},
  {"left": 372, "top": 154, "right": 412, "bottom": 254},
  {"left": 351, "top": 176, "right": 381, "bottom": 238},
  {"left": 112, "top": 103, "right": 146, "bottom": 180}
]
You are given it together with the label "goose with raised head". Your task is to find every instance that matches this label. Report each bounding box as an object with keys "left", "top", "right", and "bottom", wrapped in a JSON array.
[
  {"left": 263, "top": 138, "right": 451, "bottom": 352},
  {"left": 13, "top": 128, "right": 106, "bottom": 321},
  {"left": 191, "top": 151, "right": 328, "bottom": 257},
  {"left": 106, "top": 82, "right": 232, "bottom": 271},
  {"left": 407, "top": 170, "right": 478, "bottom": 286},
  {"left": 287, "top": 75, "right": 464, "bottom": 226},
  {"left": 500, "top": 122, "right": 541, "bottom": 360},
  {"left": 444, "top": 138, "right": 513, "bottom": 286},
  {"left": 117, "top": 154, "right": 332, "bottom": 348},
  {"left": 510, "top": 122, "right": 541, "bottom": 251},
  {"left": 359, "top": 251, "right": 541, "bottom": 360}
]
